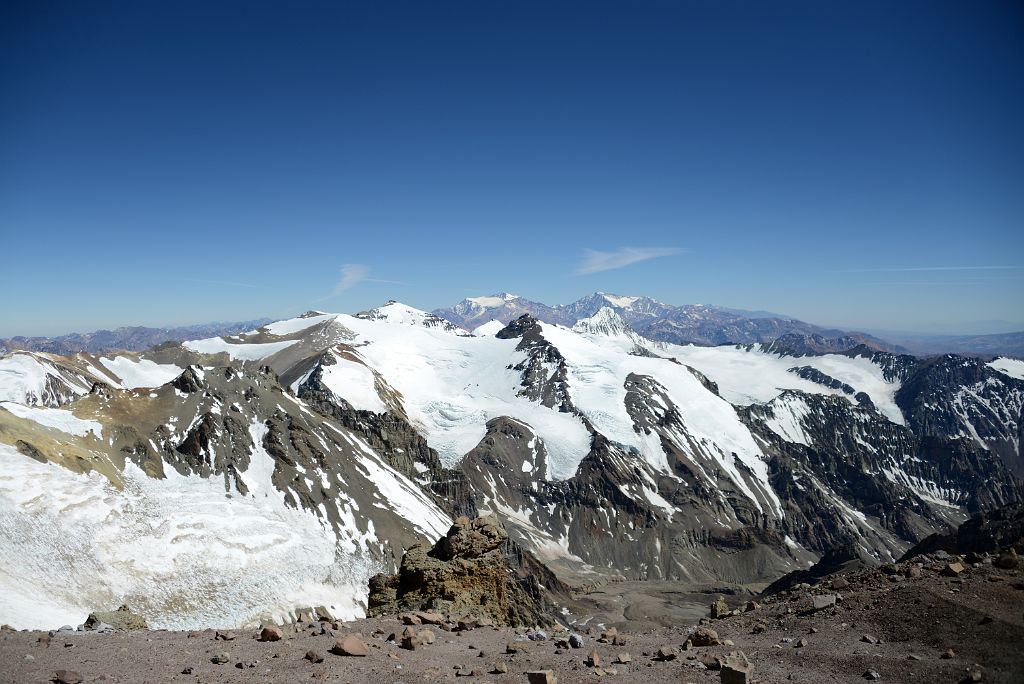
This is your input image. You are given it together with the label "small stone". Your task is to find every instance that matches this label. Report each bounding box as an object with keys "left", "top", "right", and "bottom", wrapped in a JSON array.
[
  {"left": 795, "top": 638, "right": 807, "bottom": 648},
  {"left": 940, "top": 647, "right": 955, "bottom": 659},
  {"left": 526, "top": 671, "right": 558, "bottom": 684},
  {"left": 861, "top": 635, "right": 880, "bottom": 645},
  {"left": 332, "top": 635, "right": 369, "bottom": 656},
  {"left": 908, "top": 655, "right": 922, "bottom": 661},
  {"left": 616, "top": 652, "right": 631, "bottom": 663},
  {"left": 906, "top": 566, "right": 922, "bottom": 579},
  {"left": 401, "top": 613, "right": 422, "bottom": 625},
  {"left": 53, "top": 672, "right": 83, "bottom": 684},
  {"left": 964, "top": 670, "right": 983, "bottom": 682},
  {"left": 744, "top": 601, "right": 760, "bottom": 612},
  {"left": 457, "top": 617, "right": 478, "bottom": 631},
  {"left": 587, "top": 649, "right": 601, "bottom": 667},
  {"left": 259, "top": 625, "right": 283, "bottom": 642},
  {"left": 831, "top": 577, "right": 850, "bottom": 590},
  {"left": 418, "top": 629, "right": 435, "bottom": 645},
  {"left": 599, "top": 627, "right": 617, "bottom": 643},
  {"left": 215, "top": 630, "right": 236, "bottom": 641},
  {"left": 416, "top": 611, "right": 445, "bottom": 625},
  {"left": 181, "top": 667, "right": 193, "bottom": 674},
  {"left": 568, "top": 634, "right": 584, "bottom": 649},
  {"left": 37, "top": 634, "right": 50, "bottom": 647},
  {"left": 811, "top": 594, "right": 837, "bottom": 611},
  {"left": 863, "top": 670, "right": 881, "bottom": 680},
  {"left": 211, "top": 652, "right": 231, "bottom": 664},
  {"left": 492, "top": 661, "right": 508, "bottom": 674},
  {"left": 506, "top": 641, "right": 529, "bottom": 654},
  {"left": 305, "top": 650, "right": 324, "bottom": 663}
]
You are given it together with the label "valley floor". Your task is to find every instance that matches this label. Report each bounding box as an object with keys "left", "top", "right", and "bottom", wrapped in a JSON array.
[{"left": 2, "top": 558, "right": 1022, "bottom": 684}]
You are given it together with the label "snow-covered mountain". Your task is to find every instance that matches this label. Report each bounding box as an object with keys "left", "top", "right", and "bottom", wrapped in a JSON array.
[
  {"left": 434, "top": 292, "right": 904, "bottom": 352},
  {"left": 1, "top": 302, "right": 1020, "bottom": 630}
]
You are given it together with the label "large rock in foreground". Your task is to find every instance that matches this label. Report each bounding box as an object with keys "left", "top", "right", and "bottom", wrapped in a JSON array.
[
  {"left": 84, "top": 605, "right": 148, "bottom": 631},
  {"left": 367, "top": 515, "right": 568, "bottom": 626}
]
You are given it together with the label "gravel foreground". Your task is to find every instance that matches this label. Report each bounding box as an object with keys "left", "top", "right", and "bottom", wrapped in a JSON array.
[{"left": 2, "top": 553, "right": 1022, "bottom": 684}]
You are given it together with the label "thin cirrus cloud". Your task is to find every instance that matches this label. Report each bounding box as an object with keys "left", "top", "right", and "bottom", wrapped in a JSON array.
[
  {"left": 575, "top": 247, "right": 684, "bottom": 275},
  {"left": 326, "top": 263, "right": 405, "bottom": 299},
  {"left": 842, "top": 265, "right": 1022, "bottom": 273}
]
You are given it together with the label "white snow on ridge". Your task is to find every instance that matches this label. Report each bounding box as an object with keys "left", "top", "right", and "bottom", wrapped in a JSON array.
[
  {"left": 332, "top": 313, "right": 592, "bottom": 479},
  {"left": 263, "top": 313, "right": 337, "bottom": 337},
  {"left": 99, "top": 356, "right": 183, "bottom": 389},
  {"left": 539, "top": 322, "right": 781, "bottom": 514},
  {"left": 0, "top": 401, "right": 103, "bottom": 437},
  {"left": 0, "top": 353, "right": 91, "bottom": 406},
  {"left": 319, "top": 353, "right": 388, "bottom": 414},
  {"left": 183, "top": 337, "right": 299, "bottom": 361},
  {"left": 662, "top": 343, "right": 905, "bottom": 425},
  {"left": 989, "top": 357, "right": 1024, "bottom": 381},
  {"left": 472, "top": 320, "right": 507, "bottom": 337},
  {"left": 601, "top": 293, "right": 639, "bottom": 308}
]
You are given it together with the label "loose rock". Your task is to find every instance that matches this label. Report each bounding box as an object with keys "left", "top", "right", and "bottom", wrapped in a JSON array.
[
  {"left": 304, "top": 650, "right": 324, "bottom": 663},
  {"left": 332, "top": 635, "right": 369, "bottom": 656},
  {"left": 259, "top": 625, "right": 283, "bottom": 642}
]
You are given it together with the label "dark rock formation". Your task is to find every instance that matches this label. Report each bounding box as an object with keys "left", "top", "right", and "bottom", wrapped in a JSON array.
[{"left": 367, "top": 515, "right": 571, "bottom": 626}]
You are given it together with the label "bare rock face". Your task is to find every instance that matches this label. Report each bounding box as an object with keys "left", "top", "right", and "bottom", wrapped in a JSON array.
[{"left": 367, "top": 515, "right": 566, "bottom": 626}]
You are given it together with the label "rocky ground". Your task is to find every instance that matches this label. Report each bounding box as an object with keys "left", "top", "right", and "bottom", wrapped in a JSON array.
[{"left": 2, "top": 550, "right": 1022, "bottom": 684}]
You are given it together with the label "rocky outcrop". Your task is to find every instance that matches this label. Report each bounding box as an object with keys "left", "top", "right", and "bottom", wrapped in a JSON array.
[
  {"left": 84, "top": 605, "right": 148, "bottom": 631},
  {"left": 899, "top": 503, "right": 1024, "bottom": 561},
  {"left": 367, "top": 515, "right": 570, "bottom": 626}
]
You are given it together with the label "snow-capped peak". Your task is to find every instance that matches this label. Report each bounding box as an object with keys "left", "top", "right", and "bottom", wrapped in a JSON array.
[
  {"left": 465, "top": 293, "right": 520, "bottom": 309},
  {"left": 356, "top": 301, "right": 466, "bottom": 333},
  {"left": 573, "top": 307, "right": 632, "bottom": 336},
  {"left": 597, "top": 292, "right": 640, "bottom": 309}
]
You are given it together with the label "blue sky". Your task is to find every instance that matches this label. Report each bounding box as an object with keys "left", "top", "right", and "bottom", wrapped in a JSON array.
[{"left": 1, "top": 0, "right": 1022, "bottom": 337}]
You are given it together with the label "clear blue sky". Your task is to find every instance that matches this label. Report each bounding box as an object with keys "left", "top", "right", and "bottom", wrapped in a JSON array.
[{"left": 2, "top": 0, "right": 1022, "bottom": 337}]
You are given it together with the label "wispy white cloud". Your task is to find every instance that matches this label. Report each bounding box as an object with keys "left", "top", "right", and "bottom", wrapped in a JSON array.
[
  {"left": 576, "top": 247, "right": 684, "bottom": 275},
  {"left": 321, "top": 264, "right": 406, "bottom": 300},
  {"left": 331, "top": 263, "right": 371, "bottom": 296},
  {"left": 843, "top": 265, "right": 1022, "bottom": 273}
]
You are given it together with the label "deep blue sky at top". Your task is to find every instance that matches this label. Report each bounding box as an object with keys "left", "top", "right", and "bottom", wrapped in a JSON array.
[{"left": 1, "top": 0, "right": 1022, "bottom": 337}]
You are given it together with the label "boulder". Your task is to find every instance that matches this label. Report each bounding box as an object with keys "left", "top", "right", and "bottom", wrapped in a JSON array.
[
  {"left": 526, "top": 671, "right": 558, "bottom": 684},
  {"left": 332, "top": 635, "right": 368, "bottom": 656},
  {"left": 84, "top": 605, "right": 148, "bottom": 631},
  {"left": 710, "top": 596, "right": 730, "bottom": 619},
  {"left": 259, "top": 625, "right": 283, "bottom": 642},
  {"left": 942, "top": 562, "right": 966, "bottom": 577},
  {"left": 720, "top": 653, "right": 752, "bottom": 684},
  {"left": 367, "top": 515, "right": 568, "bottom": 626},
  {"left": 811, "top": 594, "right": 837, "bottom": 611},
  {"left": 690, "top": 626, "right": 721, "bottom": 647},
  {"left": 995, "top": 549, "right": 1018, "bottom": 569},
  {"left": 656, "top": 645, "right": 678, "bottom": 660}
]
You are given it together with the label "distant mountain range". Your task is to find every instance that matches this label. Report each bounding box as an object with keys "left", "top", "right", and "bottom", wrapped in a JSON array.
[
  {"left": 2, "top": 293, "right": 1020, "bottom": 359},
  {"left": 434, "top": 292, "right": 907, "bottom": 353},
  {"left": 0, "top": 319, "right": 272, "bottom": 355}
]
